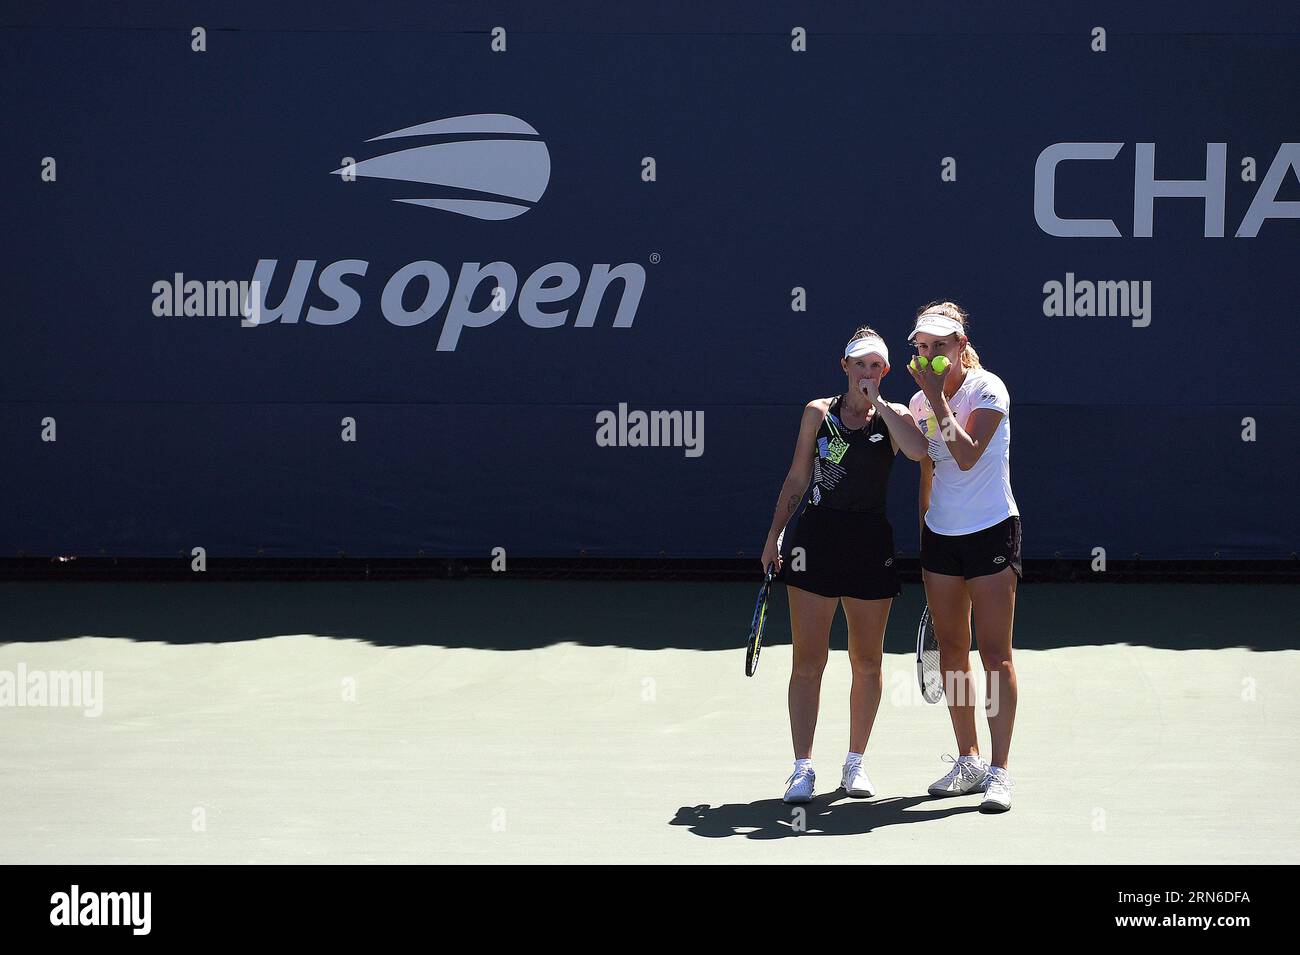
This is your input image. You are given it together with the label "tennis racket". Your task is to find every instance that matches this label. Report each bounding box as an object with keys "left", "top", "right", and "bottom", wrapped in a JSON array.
[
  {"left": 915, "top": 603, "right": 944, "bottom": 703},
  {"left": 745, "top": 562, "right": 776, "bottom": 677}
]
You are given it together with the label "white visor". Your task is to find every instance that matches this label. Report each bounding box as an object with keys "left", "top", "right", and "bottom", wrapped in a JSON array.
[
  {"left": 844, "top": 336, "right": 889, "bottom": 366},
  {"left": 908, "top": 311, "right": 965, "bottom": 341}
]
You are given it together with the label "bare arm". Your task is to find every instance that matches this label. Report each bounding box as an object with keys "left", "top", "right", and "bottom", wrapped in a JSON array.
[
  {"left": 873, "top": 398, "right": 927, "bottom": 461},
  {"left": 906, "top": 363, "right": 1005, "bottom": 472},
  {"left": 931, "top": 403, "right": 1004, "bottom": 471},
  {"left": 858, "top": 377, "right": 926, "bottom": 461},
  {"left": 762, "top": 402, "right": 824, "bottom": 567}
]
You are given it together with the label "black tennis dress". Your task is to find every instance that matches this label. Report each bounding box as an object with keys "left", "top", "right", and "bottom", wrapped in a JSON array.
[{"left": 777, "top": 395, "right": 901, "bottom": 600}]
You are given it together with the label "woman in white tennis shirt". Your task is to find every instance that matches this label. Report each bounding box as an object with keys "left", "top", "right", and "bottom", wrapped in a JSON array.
[{"left": 906, "top": 301, "right": 1020, "bottom": 813}]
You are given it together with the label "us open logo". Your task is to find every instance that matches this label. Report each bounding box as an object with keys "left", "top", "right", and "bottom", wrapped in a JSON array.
[
  {"left": 238, "top": 112, "right": 646, "bottom": 347},
  {"left": 332, "top": 113, "right": 551, "bottom": 220}
]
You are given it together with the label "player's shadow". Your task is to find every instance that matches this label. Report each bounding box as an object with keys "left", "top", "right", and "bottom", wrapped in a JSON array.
[{"left": 670, "top": 793, "right": 978, "bottom": 838}]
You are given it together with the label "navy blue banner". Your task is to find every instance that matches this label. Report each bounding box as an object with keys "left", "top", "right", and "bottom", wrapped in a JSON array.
[{"left": 2, "top": 3, "right": 1296, "bottom": 558}]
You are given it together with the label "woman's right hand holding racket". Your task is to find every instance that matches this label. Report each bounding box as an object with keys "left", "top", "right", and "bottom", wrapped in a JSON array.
[{"left": 762, "top": 535, "right": 782, "bottom": 574}]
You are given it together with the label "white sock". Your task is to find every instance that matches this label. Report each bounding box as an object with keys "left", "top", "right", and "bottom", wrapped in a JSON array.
[
  {"left": 845, "top": 751, "right": 863, "bottom": 764},
  {"left": 794, "top": 758, "right": 813, "bottom": 772}
]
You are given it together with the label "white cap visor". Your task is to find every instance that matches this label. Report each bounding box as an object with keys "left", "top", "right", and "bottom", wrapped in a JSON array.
[
  {"left": 908, "top": 312, "right": 965, "bottom": 341},
  {"left": 844, "top": 336, "right": 889, "bottom": 366}
]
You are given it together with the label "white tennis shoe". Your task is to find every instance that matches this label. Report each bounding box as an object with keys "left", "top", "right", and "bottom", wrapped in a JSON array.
[
  {"left": 783, "top": 765, "right": 815, "bottom": 803},
  {"left": 841, "top": 757, "right": 875, "bottom": 798},
  {"left": 927, "top": 753, "right": 989, "bottom": 796},
  {"left": 979, "top": 766, "right": 1014, "bottom": 813}
]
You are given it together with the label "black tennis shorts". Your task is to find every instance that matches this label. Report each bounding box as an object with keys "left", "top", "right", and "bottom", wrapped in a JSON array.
[
  {"left": 777, "top": 505, "right": 901, "bottom": 600},
  {"left": 922, "top": 516, "right": 1022, "bottom": 580}
]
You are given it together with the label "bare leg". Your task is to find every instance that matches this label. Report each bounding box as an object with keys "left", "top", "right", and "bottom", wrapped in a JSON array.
[
  {"left": 786, "top": 584, "right": 839, "bottom": 759},
  {"left": 840, "top": 596, "right": 892, "bottom": 754},
  {"left": 968, "top": 568, "right": 1019, "bottom": 769},
  {"left": 922, "top": 570, "right": 978, "bottom": 756}
]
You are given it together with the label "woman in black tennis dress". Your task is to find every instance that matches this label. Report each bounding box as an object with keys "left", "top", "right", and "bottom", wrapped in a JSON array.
[{"left": 760, "top": 326, "right": 927, "bottom": 803}]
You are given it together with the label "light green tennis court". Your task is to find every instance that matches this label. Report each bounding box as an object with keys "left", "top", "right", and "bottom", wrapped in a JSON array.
[{"left": 2, "top": 580, "right": 1295, "bottom": 863}]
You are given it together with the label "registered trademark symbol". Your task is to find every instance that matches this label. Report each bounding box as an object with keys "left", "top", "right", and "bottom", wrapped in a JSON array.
[{"left": 649, "top": 252, "right": 661, "bottom": 264}]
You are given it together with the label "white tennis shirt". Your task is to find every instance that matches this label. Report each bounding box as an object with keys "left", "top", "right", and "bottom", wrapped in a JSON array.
[{"left": 909, "top": 367, "right": 1019, "bottom": 536}]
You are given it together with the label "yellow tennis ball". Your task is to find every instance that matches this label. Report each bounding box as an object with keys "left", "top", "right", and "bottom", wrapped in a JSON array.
[
  {"left": 930, "top": 355, "right": 950, "bottom": 374},
  {"left": 911, "top": 356, "right": 929, "bottom": 372}
]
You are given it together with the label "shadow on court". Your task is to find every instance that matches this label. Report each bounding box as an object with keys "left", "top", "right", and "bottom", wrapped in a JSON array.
[
  {"left": 1, "top": 580, "right": 1295, "bottom": 651},
  {"left": 670, "top": 793, "right": 980, "bottom": 839}
]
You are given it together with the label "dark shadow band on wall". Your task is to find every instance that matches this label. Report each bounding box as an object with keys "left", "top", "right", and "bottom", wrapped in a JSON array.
[{"left": 1, "top": 576, "right": 1297, "bottom": 652}]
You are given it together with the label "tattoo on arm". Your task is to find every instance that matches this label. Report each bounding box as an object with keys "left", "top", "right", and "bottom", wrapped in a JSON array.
[{"left": 784, "top": 493, "right": 799, "bottom": 517}]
